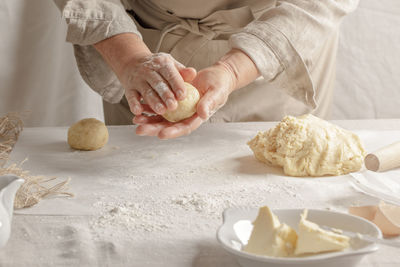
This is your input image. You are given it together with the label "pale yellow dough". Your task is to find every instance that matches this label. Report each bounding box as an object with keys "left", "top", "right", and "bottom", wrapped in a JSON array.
[
  {"left": 248, "top": 114, "right": 366, "bottom": 177},
  {"left": 68, "top": 118, "right": 109, "bottom": 151},
  {"left": 162, "top": 82, "right": 200, "bottom": 122}
]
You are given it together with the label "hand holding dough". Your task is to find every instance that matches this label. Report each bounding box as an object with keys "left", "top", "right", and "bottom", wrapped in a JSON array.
[
  {"left": 162, "top": 82, "right": 200, "bottom": 122},
  {"left": 68, "top": 118, "right": 109, "bottom": 151},
  {"left": 248, "top": 114, "right": 366, "bottom": 177}
]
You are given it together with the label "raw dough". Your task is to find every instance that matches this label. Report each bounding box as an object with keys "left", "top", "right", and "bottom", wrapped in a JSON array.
[
  {"left": 248, "top": 114, "right": 366, "bottom": 177},
  {"left": 162, "top": 82, "right": 200, "bottom": 122},
  {"left": 68, "top": 118, "right": 108, "bottom": 151}
]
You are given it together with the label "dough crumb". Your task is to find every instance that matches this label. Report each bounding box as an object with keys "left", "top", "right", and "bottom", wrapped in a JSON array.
[{"left": 248, "top": 114, "right": 365, "bottom": 177}]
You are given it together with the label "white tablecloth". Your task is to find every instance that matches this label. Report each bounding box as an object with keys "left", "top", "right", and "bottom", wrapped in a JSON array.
[{"left": 1, "top": 121, "right": 400, "bottom": 267}]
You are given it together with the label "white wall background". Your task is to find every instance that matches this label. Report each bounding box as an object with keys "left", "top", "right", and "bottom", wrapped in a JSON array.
[
  {"left": 0, "top": 0, "right": 399, "bottom": 126},
  {"left": 0, "top": 0, "right": 103, "bottom": 127},
  {"left": 333, "top": 0, "right": 400, "bottom": 119}
]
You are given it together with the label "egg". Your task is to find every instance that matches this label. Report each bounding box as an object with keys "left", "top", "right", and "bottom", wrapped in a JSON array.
[
  {"left": 373, "top": 201, "right": 400, "bottom": 236},
  {"left": 349, "top": 201, "right": 400, "bottom": 236},
  {"left": 348, "top": 206, "right": 377, "bottom": 221}
]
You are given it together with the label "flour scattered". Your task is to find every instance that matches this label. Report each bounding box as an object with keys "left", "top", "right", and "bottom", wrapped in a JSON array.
[
  {"left": 88, "top": 159, "right": 310, "bottom": 240},
  {"left": 90, "top": 200, "right": 169, "bottom": 234},
  {"left": 172, "top": 192, "right": 240, "bottom": 218}
]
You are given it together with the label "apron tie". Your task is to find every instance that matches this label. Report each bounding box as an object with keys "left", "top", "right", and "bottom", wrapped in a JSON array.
[{"left": 131, "top": 3, "right": 256, "bottom": 65}]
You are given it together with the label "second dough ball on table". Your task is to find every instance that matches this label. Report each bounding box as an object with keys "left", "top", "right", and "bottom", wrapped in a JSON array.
[
  {"left": 68, "top": 118, "right": 109, "bottom": 151},
  {"left": 248, "top": 114, "right": 366, "bottom": 177},
  {"left": 162, "top": 82, "right": 200, "bottom": 122}
]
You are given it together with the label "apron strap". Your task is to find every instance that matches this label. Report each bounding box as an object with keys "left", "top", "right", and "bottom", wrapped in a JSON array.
[{"left": 132, "top": 1, "right": 255, "bottom": 66}]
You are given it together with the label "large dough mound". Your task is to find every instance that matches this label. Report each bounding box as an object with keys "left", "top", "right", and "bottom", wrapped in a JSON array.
[
  {"left": 248, "top": 114, "right": 365, "bottom": 177},
  {"left": 68, "top": 118, "right": 109, "bottom": 151},
  {"left": 162, "top": 82, "right": 200, "bottom": 122}
]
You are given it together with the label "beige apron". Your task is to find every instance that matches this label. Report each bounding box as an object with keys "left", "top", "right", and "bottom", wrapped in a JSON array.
[{"left": 104, "top": 1, "right": 337, "bottom": 124}]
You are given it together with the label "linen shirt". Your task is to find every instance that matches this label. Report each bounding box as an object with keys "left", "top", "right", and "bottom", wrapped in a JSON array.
[{"left": 53, "top": 0, "right": 358, "bottom": 112}]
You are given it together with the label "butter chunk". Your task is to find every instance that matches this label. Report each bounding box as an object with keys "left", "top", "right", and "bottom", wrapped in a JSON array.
[
  {"left": 243, "top": 206, "right": 297, "bottom": 257},
  {"left": 294, "top": 210, "right": 350, "bottom": 255}
]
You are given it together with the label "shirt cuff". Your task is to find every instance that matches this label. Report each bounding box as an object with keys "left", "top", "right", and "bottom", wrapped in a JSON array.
[
  {"left": 230, "top": 21, "right": 317, "bottom": 109},
  {"left": 60, "top": 2, "right": 139, "bottom": 103},
  {"left": 62, "top": 2, "right": 141, "bottom": 45},
  {"left": 229, "top": 32, "right": 282, "bottom": 82},
  {"left": 73, "top": 44, "right": 124, "bottom": 104}
]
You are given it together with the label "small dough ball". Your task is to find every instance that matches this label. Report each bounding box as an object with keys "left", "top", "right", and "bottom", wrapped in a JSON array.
[
  {"left": 162, "top": 82, "right": 200, "bottom": 122},
  {"left": 248, "top": 114, "right": 366, "bottom": 177},
  {"left": 68, "top": 118, "right": 109, "bottom": 151}
]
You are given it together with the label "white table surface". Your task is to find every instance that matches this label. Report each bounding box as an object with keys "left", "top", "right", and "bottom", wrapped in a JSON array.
[{"left": 1, "top": 120, "right": 400, "bottom": 267}]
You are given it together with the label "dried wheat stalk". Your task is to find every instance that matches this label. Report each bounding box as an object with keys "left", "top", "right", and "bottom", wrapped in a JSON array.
[
  {"left": 0, "top": 113, "right": 74, "bottom": 209},
  {"left": 0, "top": 113, "right": 23, "bottom": 167},
  {"left": 0, "top": 161, "right": 74, "bottom": 209}
]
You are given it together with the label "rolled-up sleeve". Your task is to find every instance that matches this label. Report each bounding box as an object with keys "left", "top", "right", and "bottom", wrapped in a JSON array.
[
  {"left": 53, "top": 0, "right": 140, "bottom": 103},
  {"left": 230, "top": 0, "right": 359, "bottom": 109}
]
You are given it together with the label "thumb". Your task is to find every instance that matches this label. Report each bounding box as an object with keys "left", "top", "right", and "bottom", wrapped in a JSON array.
[
  {"left": 196, "top": 87, "right": 227, "bottom": 120},
  {"left": 173, "top": 58, "right": 197, "bottom": 83},
  {"left": 179, "top": 67, "right": 197, "bottom": 83},
  {"left": 125, "top": 89, "right": 143, "bottom": 115}
]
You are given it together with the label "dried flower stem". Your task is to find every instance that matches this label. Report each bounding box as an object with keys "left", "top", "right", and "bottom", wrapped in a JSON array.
[{"left": 0, "top": 113, "right": 74, "bottom": 209}]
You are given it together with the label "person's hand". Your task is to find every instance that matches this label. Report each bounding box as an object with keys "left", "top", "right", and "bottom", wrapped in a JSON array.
[
  {"left": 133, "top": 61, "right": 237, "bottom": 139},
  {"left": 133, "top": 111, "right": 205, "bottom": 139},
  {"left": 121, "top": 52, "right": 197, "bottom": 116},
  {"left": 95, "top": 35, "right": 260, "bottom": 139},
  {"left": 94, "top": 33, "right": 196, "bottom": 116},
  {"left": 192, "top": 62, "right": 237, "bottom": 120},
  {"left": 133, "top": 49, "right": 260, "bottom": 139}
]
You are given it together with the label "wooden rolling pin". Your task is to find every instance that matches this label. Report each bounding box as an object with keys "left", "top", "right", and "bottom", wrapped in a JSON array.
[{"left": 365, "top": 141, "right": 400, "bottom": 172}]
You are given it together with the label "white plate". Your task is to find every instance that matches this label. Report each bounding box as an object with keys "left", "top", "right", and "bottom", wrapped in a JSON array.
[{"left": 216, "top": 207, "right": 382, "bottom": 267}]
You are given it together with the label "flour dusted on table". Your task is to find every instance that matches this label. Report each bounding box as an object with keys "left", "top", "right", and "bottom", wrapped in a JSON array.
[
  {"left": 172, "top": 192, "right": 239, "bottom": 217},
  {"left": 88, "top": 165, "right": 307, "bottom": 240},
  {"left": 248, "top": 114, "right": 366, "bottom": 177},
  {"left": 90, "top": 200, "right": 169, "bottom": 233}
]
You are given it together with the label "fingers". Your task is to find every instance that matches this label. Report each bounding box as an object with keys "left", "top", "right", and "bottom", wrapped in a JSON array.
[
  {"left": 136, "top": 121, "right": 172, "bottom": 137},
  {"left": 159, "top": 62, "right": 187, "bottom": 101},
  {"left": 140, "top": 104, "right": 157, "bottom": 114},
  {"left": 191, "top": 66, "right": 234, "bottom": 121},
  {"left": 133, "top": 114, "right": 164, "bottom": 125},
  {"left": 134, "top": 114, "right": 204, "bottom": 139},
  {"left": 196, "top": 87, "right": 227, "bottom": 120},
  {"left": 158, "top": 115, "right": 203, "bottom": 139},
  {"left": 174, "top": 61, "right": 196, "bottom": 97},
  {"left": 179, "top": 67, "right": 197, "bottom": 83},
  {"left": 146, "top": 71, "right": 178, "bottom": 111},
  {"left": 124, "top": 53, "right": 197, "bottom": 116},
  {"left": 141, "top": 54, "right": 191, "bottom": 110},
  {"left": 137, "top": 82, "right": 166, "bottom": 115},
  {"left": 144, "top": 53, "right": 186, "bottom": 102},
  {"left": 125, "top": 89, "right": 143, "bottom": 115}
]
